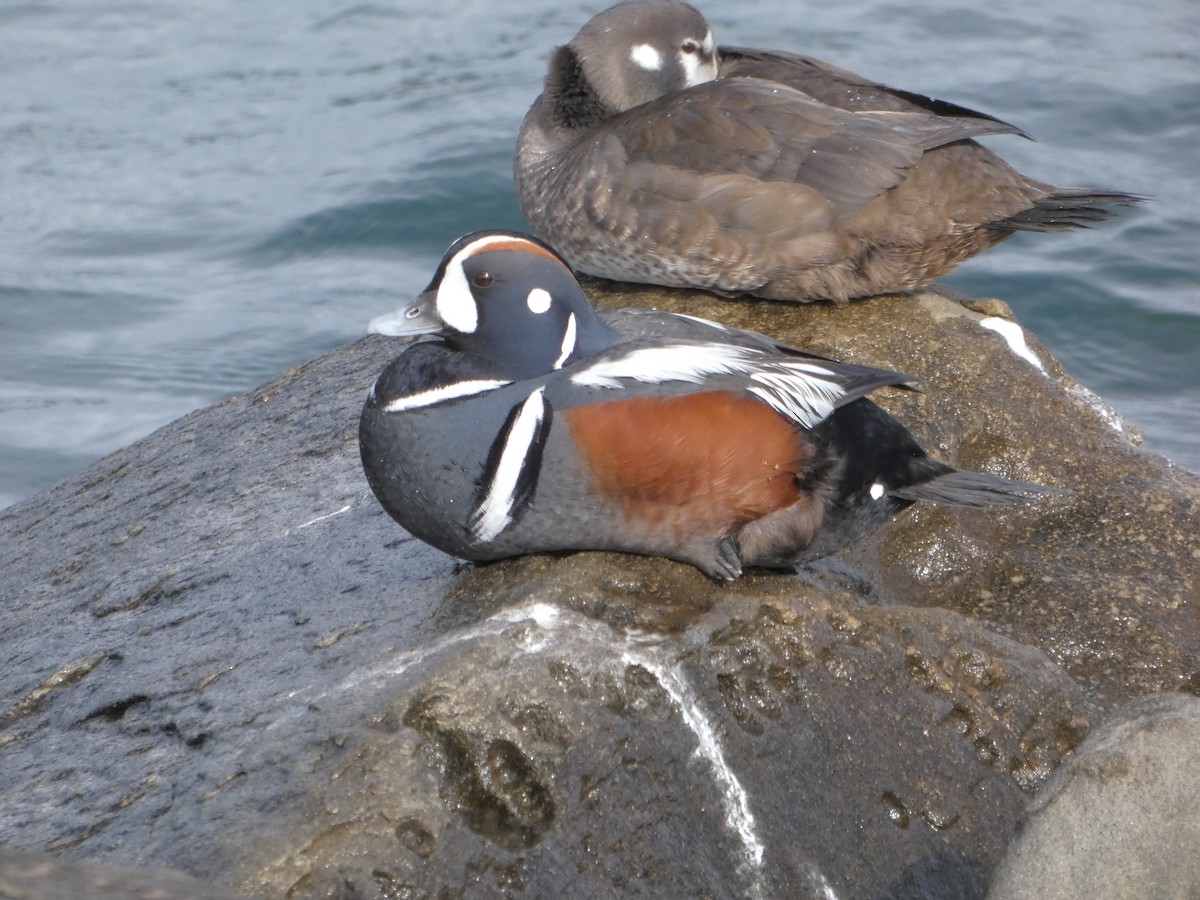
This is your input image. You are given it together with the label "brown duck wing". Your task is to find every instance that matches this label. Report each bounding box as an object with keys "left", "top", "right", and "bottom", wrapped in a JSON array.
[
  {"left": 589, "top": 78, "right": 1013, "bottom": 221},
  {"left": 718, "top": 45, "right": 1030, "bottom": 137}
]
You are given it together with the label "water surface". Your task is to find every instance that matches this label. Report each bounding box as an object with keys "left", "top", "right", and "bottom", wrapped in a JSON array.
[{"left": 2, "top": 0, "right": 1197, "bottom": 509}]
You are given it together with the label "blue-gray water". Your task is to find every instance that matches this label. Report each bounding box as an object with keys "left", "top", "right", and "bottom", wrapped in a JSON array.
[{"left": 2, "top": 0, "right": 1197, "bottom": 510}]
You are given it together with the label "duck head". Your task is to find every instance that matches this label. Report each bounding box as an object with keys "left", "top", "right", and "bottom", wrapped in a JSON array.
[{"left": 369, "top": 231, "right": 618, "bottom": 380}]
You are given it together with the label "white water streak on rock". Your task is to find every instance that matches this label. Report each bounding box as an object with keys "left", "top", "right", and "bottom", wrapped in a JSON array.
[
  {"left": 815, "top": 871, "right": 841, "bottom": 900},
  {"left": 980, "top": 317, "right": 1046, "bottom": 373},
  {"left": 331, "top": 601, "right": 565, "bottom": 700},
  {"left": 1068, "top": 383, "right": 1132, "bottom": 437},
  {"left": 295, "top": 503, "right": 352, "bottom": 529},
  {"left": 315, "top": 602, "right": 772, "bottom": 894},
  {"left": 624, "top": 649, "right": 767, "bottom": 897}
]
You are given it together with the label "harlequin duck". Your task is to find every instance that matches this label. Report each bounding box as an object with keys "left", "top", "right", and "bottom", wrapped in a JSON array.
[
  {"left": 514, "top": 0, "right": 1140, "bottom": 303},
  {"left": 359, "top": 231, "right": 1052, "bottom": 580}
]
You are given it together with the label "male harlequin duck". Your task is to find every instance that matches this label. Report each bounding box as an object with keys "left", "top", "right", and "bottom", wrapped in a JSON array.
[
  {"left": 514, "top": 0, "right": 1140, "bottom": 303},
  {"left": 359, "top": 231, "right": 1052, "bottom": 581}
]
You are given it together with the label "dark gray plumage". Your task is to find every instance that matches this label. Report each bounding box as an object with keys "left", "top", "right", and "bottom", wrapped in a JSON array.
[{"left": 360, "top": 232, "right": 1056, "bottom": 581}]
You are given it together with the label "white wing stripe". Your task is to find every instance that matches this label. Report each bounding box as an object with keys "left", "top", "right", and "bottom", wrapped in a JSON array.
[
  {"left": 571, "top": 343, "right": 845, "bottom": 427},
  {"left": 748, "top": 372, "right": 842, "bottom": 428},
  {"left": 670, "top": 312, "right": 730, "bottom": 332},
  {"left": 471, "top": 387, "right": 546, "bottom": 542},
  {"left": 571, "top": 343, "right": 752, "bottom": 388}
]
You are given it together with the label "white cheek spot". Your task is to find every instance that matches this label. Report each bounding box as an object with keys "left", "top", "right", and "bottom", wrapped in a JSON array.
[
  {"left": 980, "top": 317, "right": 1046, "bottom": 373},
  {"left": 869, "top": 482, "right": 885, "bottom": 500},
  {"left": 526, "top": 287, "right": 552, "bottom": 314},
  {"left": 630, "top": 43, "right": 662, "bottom": 71}
]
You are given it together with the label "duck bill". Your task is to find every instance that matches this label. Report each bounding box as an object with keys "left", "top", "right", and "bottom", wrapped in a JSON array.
[{"left": 367, "top": 290, "right": 443, "bottom": 337}]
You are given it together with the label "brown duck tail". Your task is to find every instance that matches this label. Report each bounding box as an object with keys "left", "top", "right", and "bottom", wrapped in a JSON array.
[{"left": 996, "top": 188, "right": 1145, "bottom": 232}]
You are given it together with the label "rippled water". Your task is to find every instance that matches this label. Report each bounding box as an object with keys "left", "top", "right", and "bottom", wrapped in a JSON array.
[{"left": 2, "top": 0, "right": 1197, "bottom": 509}]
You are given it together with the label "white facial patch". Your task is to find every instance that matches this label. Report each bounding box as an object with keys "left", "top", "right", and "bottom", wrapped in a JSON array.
[
  {"left": 436, "top": 233, "right": 530, "bottom": 334},
  {"left": 526, "top": 287, "right": 552, "bottom": 314},
  {"left": 435, "top": 258, "right": 478, "bottom": 334},
  {"left": 630, "top": 43, "right": 663, "bottom": 71},
  {"left": 471, "top": 386, "right": 547, "bottom": 542},
  {"left": 870, "top": 482, "right": 886, "bottom": 500},
  {"left": 553, "top": 313, "right": 577, "bottom": 370},
  {"left": 680, "top": 30, "right": 718, "bottom": 86}
]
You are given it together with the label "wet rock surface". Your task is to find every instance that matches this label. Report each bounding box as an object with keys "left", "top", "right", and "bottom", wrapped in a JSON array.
[
  {"left": 0, "top": 285, "right": 1197, "bottom": 898},
  {"left": 0, "top": 847, "right": 241, "bottom": 900},
  {"left": 242, "top": 559, "right": 1094, "bottom": 899},
  {"left": 584, "top": 281, "right": 1200, "bottom": 706}
]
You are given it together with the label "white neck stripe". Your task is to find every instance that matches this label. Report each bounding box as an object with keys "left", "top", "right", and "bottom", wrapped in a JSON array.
[
  {"left": 382, "top": 379, "right": 510, "bottom": 412},
  {"left": 553, "top": 313, "right": 577, "bottom": 370},
  {"left": 471, "top": 387, "right": 547, "bottom": 541}
]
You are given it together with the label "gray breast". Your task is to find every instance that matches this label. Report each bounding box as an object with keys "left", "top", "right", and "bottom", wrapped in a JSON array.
[{"left": 361, "top": 380, "right": 627, "bottom": 563}]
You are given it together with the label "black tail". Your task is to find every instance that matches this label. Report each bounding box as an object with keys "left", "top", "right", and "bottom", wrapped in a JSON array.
[
  {"left": 891, "top": 466, "right": 1061, "bottom": 508},
  {"left": 997, "top": 188, "right": 1144, "bottom": 232}
]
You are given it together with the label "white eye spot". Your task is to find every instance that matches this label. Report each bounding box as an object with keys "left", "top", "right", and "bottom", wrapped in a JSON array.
[
  {"left": 702, "top": 29, "right": 714, "bottom": 55},
  {"left": 527, "top": 287, "right": 552, "bottom": 314},
  {"left": 869, "top": 482, "right": 885, "bottom": 500},
  {"left": 630, "top": 43, "right": 662, "bottom": 71}
]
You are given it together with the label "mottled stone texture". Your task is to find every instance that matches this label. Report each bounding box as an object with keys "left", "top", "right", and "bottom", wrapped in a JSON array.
[
  {"left": 988, "top": 692, "right": 1200, "bottom": 900},
  {"left": 0, "top": 286, "right": 1196, "bottom": 898},
  {"left": 0, "top": 847, "right": 240, "bottom": 900}
]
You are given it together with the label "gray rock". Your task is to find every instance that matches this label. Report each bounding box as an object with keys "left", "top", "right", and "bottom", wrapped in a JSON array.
[
  {"left": 0, "top": 286, "right": 1196, "bottom": 898},
  {"left": 988, "top": 692, "right": 1200, "bottom": 900},
  {"left": 583, "top": 281, "right": 1200, "bottom": 706},
  {"left": 0, "top": 846, "right": 242, "bottom": 899},
  {"left": 237, "top": 557, "right": 1091, "bottom": 899}
]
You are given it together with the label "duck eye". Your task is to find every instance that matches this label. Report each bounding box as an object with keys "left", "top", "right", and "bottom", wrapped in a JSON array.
[
  {"left": 681, "top": 40, "right": 699, "bottom": 54},
  {"left": 472, "top": 271, "right": 494, "bottom": 288}
]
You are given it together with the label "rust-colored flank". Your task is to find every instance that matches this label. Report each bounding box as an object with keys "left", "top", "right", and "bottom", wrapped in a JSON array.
[{"left": 564, "top": 391, "right": 807, "bottom": 534}]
